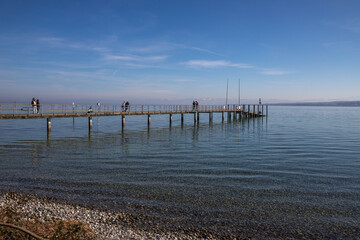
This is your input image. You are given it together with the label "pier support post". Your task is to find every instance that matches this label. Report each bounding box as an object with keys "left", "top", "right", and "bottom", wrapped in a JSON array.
[
  {"left": 169, "top": 114, "right": 173, "bottom": 126},
  {"left": 228, "top": 112, "right": 231, "bottom": 120},
  {"left": 209, "top": 112, "right": 213, "bottom": 122},
  {"left": 222, "top": 112, "right": 224, "bottom": 122},
  {"left": 181, "top": 113, "right": 184, "bottom": 125},
  {"left": 233, "top": 111, "right": 237, "bottom": 120},
  {"left": 248, "top": 105, "right": 251, "bottom": 117},
  {"left": 88, "top": 117, "right": 92, "bottom": 130},
  {"left": 47, "top": 118, "right": 51, "bottom": 133},
  {"left": 194, "top": 112, "right": 198, "bottom": 123},
  {"left": 47, "top": 131, "right": 51, "bottom": 145},
  {"left": 253, "top": 105, "right": 256, "bottom": 116},
  {"left": 122, "top": 115, "right": 125, "bottom": 128},
  {"left": 266, "top": 105, "right": 268, "bottom": 116},
  {"left": 148, "top": 114, "right": 151, "bottom": 127}
]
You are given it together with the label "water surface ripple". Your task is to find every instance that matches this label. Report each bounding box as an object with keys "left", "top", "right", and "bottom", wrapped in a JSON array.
[{"left": 0, "top": 106, "right": 359, "bottom": 238}]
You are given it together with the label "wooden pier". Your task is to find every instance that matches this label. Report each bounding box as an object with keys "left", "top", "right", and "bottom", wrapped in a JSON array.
[{"left": 0, "top": 103, "right": 267, "bottom": 133}]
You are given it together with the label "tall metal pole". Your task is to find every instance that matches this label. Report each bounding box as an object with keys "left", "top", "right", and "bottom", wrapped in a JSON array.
[
  {"left": 226, "top": 79, "right": 229, "bottom": 108},
  {"left": 238, "top": 78, "right": 240, "bottom": 106}
]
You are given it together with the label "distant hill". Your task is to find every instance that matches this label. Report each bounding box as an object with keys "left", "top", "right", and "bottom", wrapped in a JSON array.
[{"left": 271, "top": 101, "right": 360, "bottom": 107}]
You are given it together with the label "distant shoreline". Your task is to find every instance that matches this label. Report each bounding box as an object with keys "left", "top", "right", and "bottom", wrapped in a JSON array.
[{"left": 270, "top": 101, "right": 360, "bottom": 107}]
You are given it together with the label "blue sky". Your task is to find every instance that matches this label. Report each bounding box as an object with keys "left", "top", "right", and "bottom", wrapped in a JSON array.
[{"left": 1, "top": 0, "right": 360, "bottom": 104}]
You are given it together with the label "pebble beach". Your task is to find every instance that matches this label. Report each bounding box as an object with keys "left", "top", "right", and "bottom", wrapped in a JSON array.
[{"left": 0, "top": 191, "right": 208, "bottom": 240}]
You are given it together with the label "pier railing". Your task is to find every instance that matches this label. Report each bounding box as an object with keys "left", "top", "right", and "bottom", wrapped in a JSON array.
[
  {"left": 0, "top": 103, "right": 267, "bottom": 132},
  {"left": 0, "top": 104, "right": 254, "bottom": 115}
]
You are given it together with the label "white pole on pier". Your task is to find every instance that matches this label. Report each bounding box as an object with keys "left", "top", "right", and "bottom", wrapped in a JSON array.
[
  {"left": 238, "top": 78, "right": 240, "bottom": 106},
  {"left": 226, "top": 79, "right": 229, "bottom": 109},
  {"left": 238, "top": 78, "right": 241, "bottom": 119}
]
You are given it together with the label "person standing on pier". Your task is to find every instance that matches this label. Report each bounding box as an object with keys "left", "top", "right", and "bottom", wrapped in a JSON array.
[
  {"left": 88, "top": 106, "right": 93, "bottom": 113},
  {"left": 36, "top": 99, "right": 40, "bottom": 113},
  {"left": 31, "top": 98, "right": 37, "bottom": 113}
]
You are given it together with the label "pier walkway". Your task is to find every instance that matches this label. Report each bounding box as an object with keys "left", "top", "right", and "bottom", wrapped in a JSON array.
[{"left": 0, "top": 103, "right": 267, "bottom": 132}]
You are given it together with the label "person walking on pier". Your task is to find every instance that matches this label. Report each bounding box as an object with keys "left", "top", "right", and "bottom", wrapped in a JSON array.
[
  {"left": 121, "top": 101, "right": 126, "bottom": 112},
  {"left": 31, "top": 98, "right": 37, "bottom": 114},
  {"left": 125, "top": 101, "right": 129, "bottom": 112},
  {"left": 88, "top": 106, "right": 93, "bottom": 113},
  {"left": 36, "top": 99, "right": 40, "bottom": 113}
]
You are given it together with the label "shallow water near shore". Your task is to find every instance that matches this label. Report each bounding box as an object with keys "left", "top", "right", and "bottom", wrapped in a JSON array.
[{"left": 1, "top": 106, "right": 360, "bottom": 238}]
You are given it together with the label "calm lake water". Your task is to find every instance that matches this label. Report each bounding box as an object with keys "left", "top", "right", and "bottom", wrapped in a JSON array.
[{"left": 0, "top": 106, "right": 359, "bottom": 238}]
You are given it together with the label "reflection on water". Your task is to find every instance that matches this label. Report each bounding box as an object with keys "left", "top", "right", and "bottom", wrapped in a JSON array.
[{"left": 0, "top": 107, "right": 359, "bottom": 238}]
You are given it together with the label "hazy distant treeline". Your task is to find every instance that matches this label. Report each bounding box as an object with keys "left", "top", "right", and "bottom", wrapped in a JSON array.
[{"left": 271, "top": 101, "right": 360, "bottom": 107}]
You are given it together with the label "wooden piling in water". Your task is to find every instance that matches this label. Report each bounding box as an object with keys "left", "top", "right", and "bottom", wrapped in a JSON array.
[
  {"left": 47, "top": 118, "right": 51, "bottom": 133},
  {"left": 148, "top": 114, "right": 151, "bottom": 127},
  {"left": 122, "top": 115, "right": 125, "bottom": 128},
  {"left": 88, "top": 117, "right": 92, "bottom": 130},
  {"left": 266, "top": 105, "right": 268, "bottom": 116}
]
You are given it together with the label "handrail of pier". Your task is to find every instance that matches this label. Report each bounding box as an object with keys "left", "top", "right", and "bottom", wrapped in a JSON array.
[{"left": 0, "top": 103, "right": 266, "bottom": 118}]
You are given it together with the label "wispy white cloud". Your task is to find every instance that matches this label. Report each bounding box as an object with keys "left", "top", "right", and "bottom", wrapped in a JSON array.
[
  {"left": 129, "top": 42, "right": 223, "bottom": 56},
  {"left": 183, "top": 60, "right": 254, "bottom": 69},
  {"left": 37, "top": 37, "right": 65, "bottom": 43},
  {"left": 259, "top": 43, "right": 282, "bottom": 50},
  {"left": 323, "top": 18, "right": 360, "bottom": 33},
  {"left": 129, "top": 43, "right": 173, "bottom": 53},
  {"left": 117, "top": 62, "right": 165, "bottom": 69},
  {"left": 173, "top": 43, "right": 224, "bottom": 56},
  {"left": 322, "top": 41, "right": 356, "bottom": 51},
  {"left": 37, "top": 36, "right": 109, "bottom": 54},
  {"left": 105, "top": 54, "right": 167, "bottom": 62},
  {"left": 340, "top": 19, "right": 360, "bottom": 33},
  {"left": 260, "top": 69, "right": 287, "bottom": 75}
]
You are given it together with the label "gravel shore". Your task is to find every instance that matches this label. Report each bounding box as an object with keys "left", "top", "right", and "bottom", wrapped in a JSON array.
[{"left": 0, "top": 192, "right": 207, "bottom": 240}]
